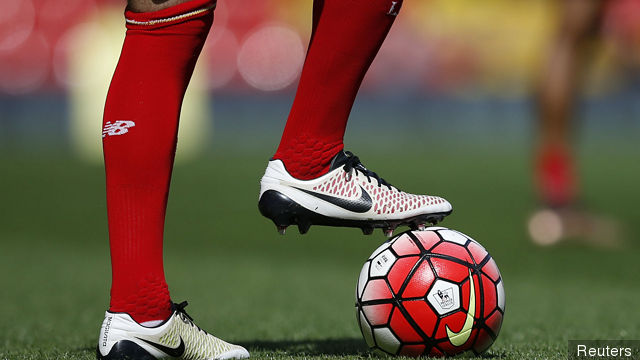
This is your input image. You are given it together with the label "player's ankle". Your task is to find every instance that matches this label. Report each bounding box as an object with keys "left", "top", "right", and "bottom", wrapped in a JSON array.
[
  {"left": 273, "top": 143, "right": 343, "bottom": 180},
  {"left": 110, "top": 308, "right": 171, "bottom": 325},
  {"left": 536, "top": 143, "right": 577, "bottom": 207},
  {"left": 109, "top": 290, "right": 172, "bottom": 324},
  {"left": 108, "top": 305, "right": 171, "bottom": 324}
]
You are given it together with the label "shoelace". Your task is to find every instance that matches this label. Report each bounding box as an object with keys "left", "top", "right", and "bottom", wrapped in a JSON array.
[
  {"left": 172, "top": 301, "right": 208, "bottom": 334},
  {"left": 343, "top": 151, "right": 394, "bottom": 191}
]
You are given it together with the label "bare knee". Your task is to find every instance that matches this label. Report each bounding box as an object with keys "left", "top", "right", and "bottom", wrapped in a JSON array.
[
  {"left": 558, "top": 0, "right": 605, "bottom": 43},
  {"left": 127, "top": 0, "right": 192, "bottom": 13}
]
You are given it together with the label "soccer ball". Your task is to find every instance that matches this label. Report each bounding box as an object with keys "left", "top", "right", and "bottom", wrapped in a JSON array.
[{"left": 355, "top": 227, "right": 504, "bottom": 356}]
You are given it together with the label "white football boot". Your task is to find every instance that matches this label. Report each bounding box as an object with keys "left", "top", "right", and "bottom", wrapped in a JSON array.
[
  {"left": 258, "top": 151, "right": 452, "bottom": 237},
  {"left": 97, "top": 301, "right": 249, "bottom": 360}
]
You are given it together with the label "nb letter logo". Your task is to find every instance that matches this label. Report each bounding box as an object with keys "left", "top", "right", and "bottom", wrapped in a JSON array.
[{"left": 102, "top": 120, "right": 136, "bottom": 138}]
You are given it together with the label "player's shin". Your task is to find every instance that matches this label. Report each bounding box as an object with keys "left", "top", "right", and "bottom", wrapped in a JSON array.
[
  {"left": 273, "top": 0, "right": 404, "bottom": 180},
  {"left": 102, "top": 0, "right": 215, "bottom": 324}
]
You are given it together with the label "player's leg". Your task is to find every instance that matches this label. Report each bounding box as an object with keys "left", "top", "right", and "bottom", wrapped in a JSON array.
[
  {"left": 528, "top": 0, "right": 621, "bottom": 246},
  {"left": 259, "top": 0, "right": 451, "bottom": 237},
  {"left": 98, "top": 0, "right": 248, "bottom": 358},
  {"left": 535, "top": 0, "right": 604, "bottom": 207},
  {"left": 272, "top": 0, "right": 402, "bottom": 180}
]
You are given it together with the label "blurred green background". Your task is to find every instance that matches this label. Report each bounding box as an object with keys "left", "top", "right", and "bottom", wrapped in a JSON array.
[{"left": 1, "top": 143, "right": 639, "bottom": 359}]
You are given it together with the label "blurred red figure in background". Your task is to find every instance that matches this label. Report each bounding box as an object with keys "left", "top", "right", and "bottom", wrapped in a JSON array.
[{"left": 529, "top": 0, "right": 633, "bottom": 246}]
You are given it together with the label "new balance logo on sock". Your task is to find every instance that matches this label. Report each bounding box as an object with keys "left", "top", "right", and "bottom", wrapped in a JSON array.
[{"left": 102, "top": 120, "right": 136, "bottom": 138}]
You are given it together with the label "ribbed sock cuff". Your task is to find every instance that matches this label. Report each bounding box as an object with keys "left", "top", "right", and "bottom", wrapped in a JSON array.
[{"left": 125, "top": 0, "right": 216, "bottom": 29}]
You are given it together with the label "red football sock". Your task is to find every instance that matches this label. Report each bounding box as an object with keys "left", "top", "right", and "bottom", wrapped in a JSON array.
[
  {"left": 273, "top": 0, "right": 402, "bottom": 179},
  {"left": 103, "top": 0, "right": 214, "bottom": 323},
  {"left": 535, "top": 144, "right": 578, "bottom": 207}
]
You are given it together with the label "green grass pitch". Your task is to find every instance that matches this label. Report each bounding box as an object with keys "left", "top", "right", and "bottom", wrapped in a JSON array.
[{"left": 1, "top": 146, "right": 638, "bottom": 359}]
